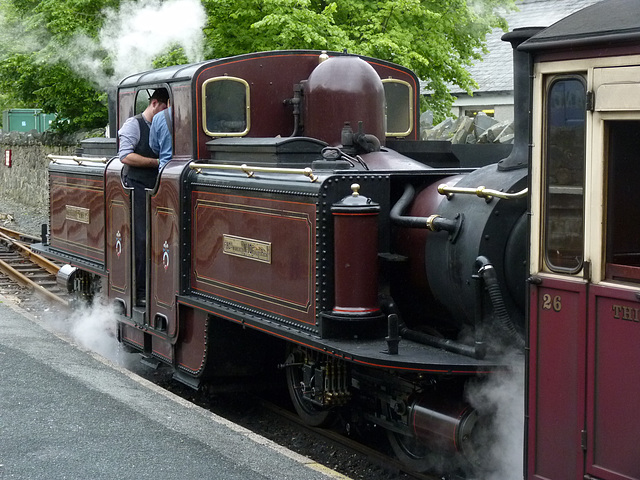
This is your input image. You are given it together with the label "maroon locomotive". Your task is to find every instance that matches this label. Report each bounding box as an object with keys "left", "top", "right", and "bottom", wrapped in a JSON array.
[{"left": 33, "top": 0, "right": 640, "bottom": 478}]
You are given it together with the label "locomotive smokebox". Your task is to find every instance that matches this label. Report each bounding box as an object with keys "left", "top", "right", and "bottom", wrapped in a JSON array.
[
  {"left": 304, "top": 56, "right": 386, "bottom": 146},
  {"left": 330, "top": 184, "right": 383, "bottom": 322}
]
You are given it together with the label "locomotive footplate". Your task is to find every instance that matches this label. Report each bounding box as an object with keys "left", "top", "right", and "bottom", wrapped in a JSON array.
[
  {"left": 31, "top": 242, "right": 107, "bottom": 277},
  {"left": 178, "top": 294, "right": 514, "bottom": 374}
]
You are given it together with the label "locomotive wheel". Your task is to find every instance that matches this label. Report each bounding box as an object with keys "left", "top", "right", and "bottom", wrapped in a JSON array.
[
  {"left": 285, "top": 349, "right": 335, "bottom": 427},
  {"left": 387, "top": 431, "right": 437, "bottom": 473}
]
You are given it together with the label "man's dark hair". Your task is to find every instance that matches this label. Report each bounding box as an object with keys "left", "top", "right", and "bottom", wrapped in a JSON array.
[{"left": 150, "top": 88, "right": 169, "bottom": 104}]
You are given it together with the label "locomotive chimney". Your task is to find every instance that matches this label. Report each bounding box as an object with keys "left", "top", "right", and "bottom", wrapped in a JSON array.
[
  {"left": 497, "top": 27, "right": 544, "bottom": 171},
  {"left": 107, "top": 87, "right": 117, "bottom": 138}
]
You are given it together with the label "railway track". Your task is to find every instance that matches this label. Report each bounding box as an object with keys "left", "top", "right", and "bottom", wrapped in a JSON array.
[
  {"left": 156, "top": 369, "right": 445, "bottom": 480},
  {"left": 0, "top": 226, "right": 69, "bottom": 308},
  {"left": 257, "top": 399, "right": 446, "bottom": 480}
]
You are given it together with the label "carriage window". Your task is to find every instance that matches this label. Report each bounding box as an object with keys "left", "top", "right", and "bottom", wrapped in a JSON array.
[
  {"left": 383, "top": 79, "right": 413, "bottom": 137},
  {"left": 605, "top": 121, "right": 640, "bottom": 282},
  {"left": 543, "top": 76, "right": 586, "bottom": 273},
  {"left": 202, "top": 77, "right": 250, "bottom": 136}
]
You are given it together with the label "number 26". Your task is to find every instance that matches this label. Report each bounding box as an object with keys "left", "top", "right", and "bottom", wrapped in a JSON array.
[{"left": 542, "top": 294, "right": 562, "bottom": 312}]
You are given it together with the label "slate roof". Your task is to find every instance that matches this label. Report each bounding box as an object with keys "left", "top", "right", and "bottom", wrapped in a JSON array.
[{"left": 450, "top": 0, "right": 601, "bottom": 94}]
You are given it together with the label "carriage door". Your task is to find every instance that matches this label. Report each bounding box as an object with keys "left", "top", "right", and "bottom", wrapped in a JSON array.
[
  {"left": 528, "top": 74, "right": 589, "bottom": 480},
  {"left": 583, "top": 67, "right": 640, "bottom": 480}
]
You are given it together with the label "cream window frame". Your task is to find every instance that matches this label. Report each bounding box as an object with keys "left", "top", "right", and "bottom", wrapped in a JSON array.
[
  {"left": 382, "top": 79, "right": 414, "bottom": 137},
  {"left": 202, "top": 76, "right": 251, "bottom": 137}
]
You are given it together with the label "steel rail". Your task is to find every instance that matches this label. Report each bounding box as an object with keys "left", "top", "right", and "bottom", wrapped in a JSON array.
[
  {"left": 0, "top": 231, "right": 61, "bottom": 275},
  {"left": 0, "top": 225, "right": 42, "bottom": 244},
  {"left": 0, "top": 233, "right": 68, "bottom": 308},
  {"left": 0, "top": 256, "right": 68, "bottom": 308}
]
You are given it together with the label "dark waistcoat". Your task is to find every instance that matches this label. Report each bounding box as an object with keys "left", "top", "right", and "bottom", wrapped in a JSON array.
[{"left": 123, "top": 114, "right": 159, "bottom": 188}]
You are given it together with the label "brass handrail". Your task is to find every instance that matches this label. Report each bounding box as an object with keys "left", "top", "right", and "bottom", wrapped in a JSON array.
[
  {"left": 189, "top": 162, "right": 318, "bottom": 182},
  {"left": 48, "top": 154, "right": 108, "bottom": 164},
  {"left": 437, "top": 184, "right": 528, "bottom": 200}
]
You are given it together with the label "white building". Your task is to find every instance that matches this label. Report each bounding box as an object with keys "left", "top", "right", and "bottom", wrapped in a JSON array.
[{"left": 445, "top": 0, "right": 600, "bottom": 122}]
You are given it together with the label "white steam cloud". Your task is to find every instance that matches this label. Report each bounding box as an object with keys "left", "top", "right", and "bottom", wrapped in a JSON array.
[
  {"left": 466, "top": 358, "right": 525, "bottom": 479},
  {"left": 95, "top": 0, "right": 206, "bottom": 84},
  {"left": 1, "top": 0, "right": 207, "bottom": 90},
  {"left": 45, "top": 300, "right": 136, "bottom": 368}
]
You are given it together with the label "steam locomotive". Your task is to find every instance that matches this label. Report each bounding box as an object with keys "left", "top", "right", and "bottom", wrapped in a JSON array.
[{"left": 32, "top": 0, "right": 640, "bottom": 478}]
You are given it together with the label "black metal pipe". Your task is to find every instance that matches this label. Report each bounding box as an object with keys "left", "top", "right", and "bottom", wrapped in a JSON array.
[
  {"left": 498, "top": 27, "right": 544, "bottom": 171},
  {"left": 399, "top": 323, "right": 486, "bottom": 359},
  {"left": 41, "top": 223, "right": 48, "bottom": 245},
  {"left": 474, "top": 256, "right": 525, "bottom": 349},
  {"left": 380, "top": 291, "right": 486, "bottom": 359},
  {"left": 472, "top": 273, "right": 487, "bottom": 358},
  {"left": 390, "top": 184, "right": 463, "bottom": 243},
  {"left": 389, "top": 183, "right": 426, "bottom": 228},
  {"left": 385, "top": 313, "right": 400, "bottom": 355}
]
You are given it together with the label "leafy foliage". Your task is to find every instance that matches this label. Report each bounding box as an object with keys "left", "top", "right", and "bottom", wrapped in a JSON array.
[
  {"left": 0, "top": 0, "right": 115, "bottom": 132},
  {"left": 202, "top": 0, "right": 514, "bottom": 119},
  {"left": 152, "top": 45, "right": 191, "bottom": 69},
  {"left": 0, "top": 0, "right": 513, "bottom": 131}
]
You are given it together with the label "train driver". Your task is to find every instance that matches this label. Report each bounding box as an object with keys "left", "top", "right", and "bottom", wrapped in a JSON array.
[
  {"left": 118, "top": 88, "right": 169, "bottom": 307},
  {"left": 149, "top": 98, "right": 172, "bottom": 169}
]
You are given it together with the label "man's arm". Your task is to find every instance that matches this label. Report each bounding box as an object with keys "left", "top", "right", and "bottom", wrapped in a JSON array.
[
  {"left": 150, "top": 112, "right": 172, "bottom": 169},
  {"left": 118, "top": 117, "right": 159, "bottom": 167},
  {"left": 121, "top": 152, "right": 159, "bottom": 168}
]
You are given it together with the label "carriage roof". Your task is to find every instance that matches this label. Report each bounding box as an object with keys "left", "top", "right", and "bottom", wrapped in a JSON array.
[{"left": 521, "top": 0, "right": 640, "bottom": 52}]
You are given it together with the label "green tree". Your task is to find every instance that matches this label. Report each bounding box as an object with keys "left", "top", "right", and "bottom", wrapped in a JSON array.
[
  {"left": 0, "top": 0, "right": 116, "bottom": 132},
  {"left": 0, "top": 0, "right": 513, "bottom": 132},
  {"left": 203, "top": 0, "right": 514, "bottom": 119}
]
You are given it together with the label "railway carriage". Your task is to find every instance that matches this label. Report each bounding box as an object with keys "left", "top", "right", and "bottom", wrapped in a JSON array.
[
  {"left": 521, "top": 2, "right": 640, "bottom": 479},
  {"left": 31, "top": 1, "right": 640, "bottom": 477}
]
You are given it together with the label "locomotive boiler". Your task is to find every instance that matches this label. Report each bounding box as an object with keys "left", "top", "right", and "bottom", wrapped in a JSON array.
[{"left": 33, "top": 37, "right": 531, "bottom": 476}]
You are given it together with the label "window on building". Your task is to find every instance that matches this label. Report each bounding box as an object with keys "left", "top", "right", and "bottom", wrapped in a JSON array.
[
  {"left": 383, "top": 79, "right": 413, "bottom": 137},
  {"left": 543, "top": 76, "right": 586, "bottom": 274},
  {"left": 203, "top": 77, "right": 250, "bottom": 136},
  {"left": 464, "top": 109, "right": 495, "bottom": 118}
]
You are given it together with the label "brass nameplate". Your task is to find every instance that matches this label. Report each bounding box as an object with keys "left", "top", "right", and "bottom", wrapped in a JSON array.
[
  {"left": 66, "top": 205, "right": 90, "bottom": 224},
  {"left": 223, "top": 234, "right": 271, "bottom": 264}
]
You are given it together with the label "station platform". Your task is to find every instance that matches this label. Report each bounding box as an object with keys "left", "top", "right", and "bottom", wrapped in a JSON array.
[{"left": 0, "top": 296, "right": 349, "bottom": 480}]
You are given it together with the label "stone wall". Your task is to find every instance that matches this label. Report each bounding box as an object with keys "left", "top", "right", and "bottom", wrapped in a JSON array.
[
  {"left": 0, "top": 131, "right": 82, "bottom": 211},
  {"left": 420, "top": 112, "right": 515, "bottom": 145}
]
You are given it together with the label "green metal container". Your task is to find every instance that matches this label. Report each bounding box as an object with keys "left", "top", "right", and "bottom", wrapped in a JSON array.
[
  {"left": 38, "top": 113, "right": 56, "bottom": 132},
  {"left": 2, "top": 109, "right": 57, "bottom": 132}
]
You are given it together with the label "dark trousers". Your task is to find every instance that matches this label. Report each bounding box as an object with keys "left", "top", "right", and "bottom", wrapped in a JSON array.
[{"left": 125, "top": 176, "right": 154, "bottom": 300}]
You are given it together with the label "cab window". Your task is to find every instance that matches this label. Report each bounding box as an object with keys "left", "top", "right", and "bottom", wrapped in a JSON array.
[
  {"left": 134, "top": 87, "right": 169, "bottom": 115},
  {"left": 202, "top": 77, "right": 250, "bottom": 136},
  {"left": 543, "top": 76, "right": 586, "bottom": 274},
  {"left": 135, "top": 90, "right": 151, "bottom": 115},
  {"left": 383, "top": 79, "right": 413, "bottom": 137}
]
